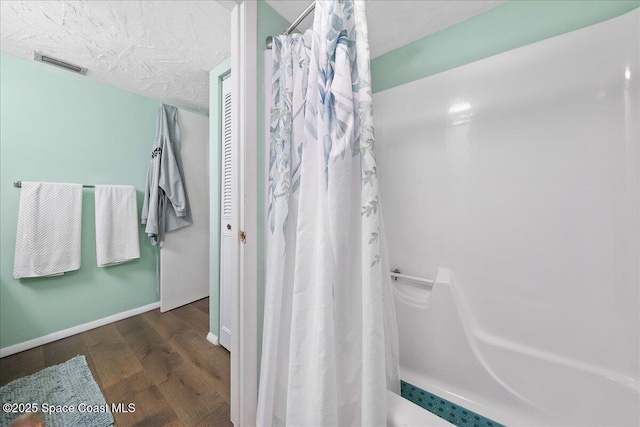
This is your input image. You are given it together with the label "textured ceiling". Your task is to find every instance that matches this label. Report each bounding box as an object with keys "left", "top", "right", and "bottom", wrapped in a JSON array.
[
  {"left": 0, "top": 1, "right": 506, "bottom": 114},
  {"left": 0, "top": 1, "right": 231, "bottom": 114},
  {"left": 265, "top": 0, "right": 506, "bottom": 58}
]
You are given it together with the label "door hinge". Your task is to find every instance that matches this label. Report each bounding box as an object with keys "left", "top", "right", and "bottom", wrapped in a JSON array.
[{"left": 239, "top": 230, "right": 246, "bottom": 244}]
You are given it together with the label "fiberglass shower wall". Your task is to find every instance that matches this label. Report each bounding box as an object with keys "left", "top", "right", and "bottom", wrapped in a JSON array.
[{"left": 372, "top": 9, "right": 639, "bottom": 427}]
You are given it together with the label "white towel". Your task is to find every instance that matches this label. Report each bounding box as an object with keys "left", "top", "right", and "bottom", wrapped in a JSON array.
[
  {"left": 13, "top": 182, "right": 83, "bottom": 278},
  {"left": 95, "top": 185, "right": 140, "bottom": 267}
]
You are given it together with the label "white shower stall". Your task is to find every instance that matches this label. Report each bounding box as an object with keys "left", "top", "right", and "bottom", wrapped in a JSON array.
[{"left": 375, "top": 9, "right": 639, "bottom": 427}]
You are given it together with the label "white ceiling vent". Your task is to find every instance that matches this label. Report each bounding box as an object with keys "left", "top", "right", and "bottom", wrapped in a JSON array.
[{"left": 34, "top": 52, "right": 87, "bottom": 75}]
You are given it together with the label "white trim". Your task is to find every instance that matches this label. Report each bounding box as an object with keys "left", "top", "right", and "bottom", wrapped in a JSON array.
[
  {"left": 239, "top": 0, "right": 259, "bottom": 422},
  {"left": 0, "top": 302, "right": 160, "bottom": 358},
  {"left": 207, "top": 332, "right": 220, "bottom": 346},
  {"left": 216, "top": 1, "right": 242, "bottom": 12},
  {"left": 231, "top": 1, "right": 258, "bottom": 426},
  {"left": 230, "top": 4, "right": 241, "bottom": 425}
]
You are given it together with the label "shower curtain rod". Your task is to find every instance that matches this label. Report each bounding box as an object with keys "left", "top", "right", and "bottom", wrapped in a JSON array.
[
  {"left": 266, "top": 1, "right": 316, "bottom": 49},
  {"left": 13, "top": 181, "right": 95, "bottom": 189}
]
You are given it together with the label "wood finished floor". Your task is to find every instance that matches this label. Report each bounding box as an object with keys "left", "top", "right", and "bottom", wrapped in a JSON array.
[{"left": 0, "top": 298, "right": 232, "bottom": 427}]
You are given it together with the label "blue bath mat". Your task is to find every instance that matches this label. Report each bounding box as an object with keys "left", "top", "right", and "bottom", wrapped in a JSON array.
[
  {"left": 401, "top": 380, "right": 505, "bottom": 427},
  {"left": 0, "top": 355, "right": 114, "bottom": 427}
]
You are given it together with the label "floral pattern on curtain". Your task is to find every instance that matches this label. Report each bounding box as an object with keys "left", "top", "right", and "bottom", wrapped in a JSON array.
[{"left": 258, "top": 1, "right": 400, "bottom": 426}]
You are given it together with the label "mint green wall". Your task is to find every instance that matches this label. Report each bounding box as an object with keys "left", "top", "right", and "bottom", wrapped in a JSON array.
[
  {"left": 0, "top": 53, "right": 159, "bottom": 349},
  {"left": 371, "top": 0, "right": 640, "bottom": 93},
  {"left": 256, "top": 0, "right": 290, "bottom": 361},
  {"left": 209, "top": 58, "right": 231, "bottom": 337}
]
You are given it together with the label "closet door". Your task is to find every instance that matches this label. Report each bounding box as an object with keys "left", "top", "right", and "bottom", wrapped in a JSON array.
[{"left": 219, "top": 74, "right": 233, "bottom": 350}]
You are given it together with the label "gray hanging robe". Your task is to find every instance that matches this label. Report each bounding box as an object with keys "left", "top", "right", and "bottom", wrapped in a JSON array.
[{"left": 141, "top": 104, "right": 192, "bottom": 246}]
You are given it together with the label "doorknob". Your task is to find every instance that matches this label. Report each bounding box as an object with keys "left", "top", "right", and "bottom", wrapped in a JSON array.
[{"left": 227, "top": 224, "right": 231, "bottom": 230}]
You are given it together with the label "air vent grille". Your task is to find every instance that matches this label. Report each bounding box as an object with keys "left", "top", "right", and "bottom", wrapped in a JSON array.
[{"left": 34, "top": 52, "right": 87, "bottom": 75}]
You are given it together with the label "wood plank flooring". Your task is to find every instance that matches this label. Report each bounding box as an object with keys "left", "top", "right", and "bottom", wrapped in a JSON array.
[{"left": 0, "top": 297, "right": 231, "bottom": 427}]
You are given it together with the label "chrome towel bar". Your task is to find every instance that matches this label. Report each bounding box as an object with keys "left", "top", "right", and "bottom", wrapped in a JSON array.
[{"left": 14, "top": 181, "right": 95, "bottom": 188}]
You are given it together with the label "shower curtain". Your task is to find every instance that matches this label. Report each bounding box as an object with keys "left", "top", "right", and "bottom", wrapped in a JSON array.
[{"left": 257, "top": 1, "right": 400, "bottom": 426}]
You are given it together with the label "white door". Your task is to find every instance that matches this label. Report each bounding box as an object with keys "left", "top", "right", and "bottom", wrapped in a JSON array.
[
  {"left": 160, "top": 109, "right": 210, "bottom": 312},
  {"left": 219, "top": 74, "right": 233, "bottom": 350}
]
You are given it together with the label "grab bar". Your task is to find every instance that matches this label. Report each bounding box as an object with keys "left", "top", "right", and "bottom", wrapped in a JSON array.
[{"left": 390, "top": 269, "right": 434, "bottom": 286}]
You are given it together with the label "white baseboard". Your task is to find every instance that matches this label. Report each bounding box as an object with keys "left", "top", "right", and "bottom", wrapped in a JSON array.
[
  {"left": 206, "top": 332, "right": 219, "bottom": 346},
  {"left": 0, "top": 301, "right": 161, "bottom": 358}
]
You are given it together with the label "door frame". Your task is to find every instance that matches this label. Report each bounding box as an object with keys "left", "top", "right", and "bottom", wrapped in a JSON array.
[{"left": 230, "top": 1, "right": 258, "bottom": 425}]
